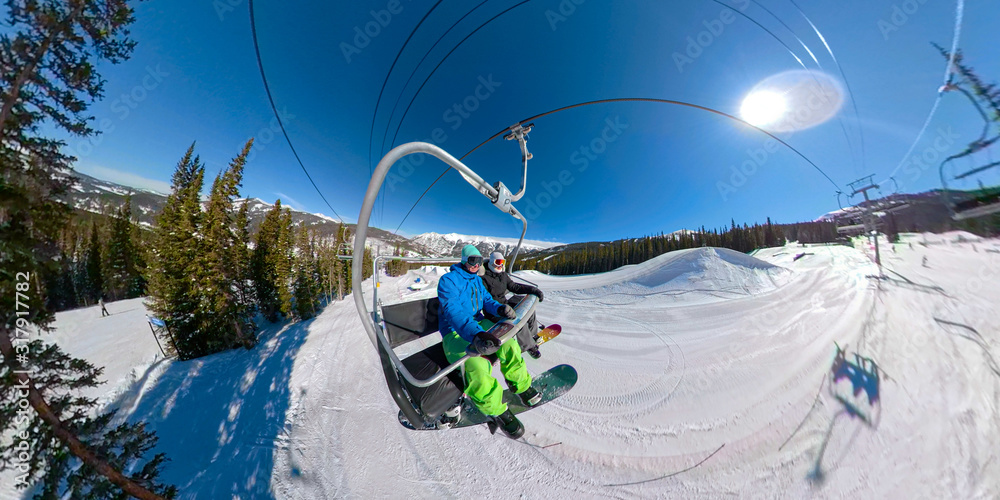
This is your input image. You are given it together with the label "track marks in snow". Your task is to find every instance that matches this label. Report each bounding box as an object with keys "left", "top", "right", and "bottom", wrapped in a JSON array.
[{"left": 555, "top": 313, "right": 685, "bottom": 420}]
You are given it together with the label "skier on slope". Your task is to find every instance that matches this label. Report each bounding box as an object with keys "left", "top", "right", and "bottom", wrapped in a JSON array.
[
  {"left": 481, "top": 251, "right": 545, "bottom": 358},
  {"left": 437, "top": 245, "right": 541, "bottom": 438}
]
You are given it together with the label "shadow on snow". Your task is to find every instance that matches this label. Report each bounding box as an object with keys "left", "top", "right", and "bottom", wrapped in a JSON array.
[{"left": 106, "top": 317, "right": 314, "bottom": 499}]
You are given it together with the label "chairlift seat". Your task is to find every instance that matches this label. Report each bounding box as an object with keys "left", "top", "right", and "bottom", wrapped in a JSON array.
[
  {"left": 953, "top": 191, "right": 1000, "bottom": 220},
  {"left": 381, "top": 298, "right": 465, "bottom": 419}
]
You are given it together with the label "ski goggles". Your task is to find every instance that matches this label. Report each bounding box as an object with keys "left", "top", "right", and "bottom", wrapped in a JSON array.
[
  {"left": 492, "top": 258, "right": 506, "bottom": 268},
  {"left": 465, "top": 255, "right": 483, "bottom": 266}
]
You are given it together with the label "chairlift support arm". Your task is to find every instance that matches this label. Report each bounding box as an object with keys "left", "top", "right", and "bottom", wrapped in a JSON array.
[{"left": 503, "top": 122, "right": 533, "bottom": 202}]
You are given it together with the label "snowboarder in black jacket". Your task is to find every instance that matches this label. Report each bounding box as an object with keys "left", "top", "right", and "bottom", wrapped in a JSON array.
[{"left": 482, "top": 251, "right": 545, "bottom": 358}]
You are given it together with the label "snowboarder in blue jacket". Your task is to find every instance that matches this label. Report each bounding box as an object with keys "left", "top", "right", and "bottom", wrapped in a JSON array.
[{"left": 438, "top": 245, "right": 540, "bottom": 438}]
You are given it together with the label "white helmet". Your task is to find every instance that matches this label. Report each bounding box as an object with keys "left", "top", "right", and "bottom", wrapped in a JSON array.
[{"left": 489, "top": 251, "right": 506, "bottom": 272}]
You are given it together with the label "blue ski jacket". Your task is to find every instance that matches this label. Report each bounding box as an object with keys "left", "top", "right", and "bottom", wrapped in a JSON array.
[{"left": 437, "top": 263, "right": 505, "bottom": 343}]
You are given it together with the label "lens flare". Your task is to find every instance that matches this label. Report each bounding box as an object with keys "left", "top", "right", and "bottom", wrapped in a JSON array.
[
  {"left": 740, "top": 91, "right": 788, "bottom": 127},
  {"left": 740, "top": 70, "right": 845, "bottom": 132}
]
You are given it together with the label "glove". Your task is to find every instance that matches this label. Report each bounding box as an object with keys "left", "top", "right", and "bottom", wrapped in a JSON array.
[
  {"left": 472, "top": 331, "right": 501, "bottom": 355},
  {"left": 500, "top": 304, "right": 516, "bottom": 320},
  {"left": 530, "top": 287, "right": 544, "bottom": 302}
]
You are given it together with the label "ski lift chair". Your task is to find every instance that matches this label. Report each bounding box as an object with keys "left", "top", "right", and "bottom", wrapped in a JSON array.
[
  {"left": 937, "top": 82, "right": 1000, "bottom": 220},
  {"left": 352, "top": 136, "right": 537, "bottom": 428},
  {"left": 940, "top": 152, "right": 1000, "bottom": 221},
  {"left": 378, "top": 291, "right": 538, "bottom": 425}
]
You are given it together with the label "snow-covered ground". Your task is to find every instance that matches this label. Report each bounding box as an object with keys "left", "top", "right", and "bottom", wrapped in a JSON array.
[{"left": 3, "top": 232, "right": 999, "bottom": 499}]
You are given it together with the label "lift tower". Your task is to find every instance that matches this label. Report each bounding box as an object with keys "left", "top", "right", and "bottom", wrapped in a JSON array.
[{"left": 848, "top": 175, "right": 882, "bottom": 269}]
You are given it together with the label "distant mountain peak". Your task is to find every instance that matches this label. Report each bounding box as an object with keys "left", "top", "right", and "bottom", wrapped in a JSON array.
[{"left": 412, "top": 232, "right": 564, "bottom": 258}]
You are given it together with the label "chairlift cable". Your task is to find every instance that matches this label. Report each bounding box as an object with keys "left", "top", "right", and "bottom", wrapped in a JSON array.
[
  {"left": 520, "top": 98, "right": 842, "bottom": 189},
  {"left": 881, "top": 0, "right": 965, "bottom": 185},
  {"left": 248, "top": 0, "right": 344, "bottom": 223},
  {"left": 712, "top": 0, "right": 805, "bottom": 67},
  {"left": 368, "top": 1, "right": 445, "bottom": 177},
  {"left": 787, "top": 0, "right": 868, "bottom": 173},
  {"left": 739, "top": 0, "right": 862, "bottom": 171},
  {"left": 375, "top": 0, "right": 491, "bottom": 168},
  {"left": 392, "top": 97, "right": 843, "bottom": 236},
  {"left": 369, "top": 0, "right": 487, "bottom": 228},
  {"left": 368, "top": 1, "right": 446, "bottom": 230},
  {"left": 381, "top": 0, "right": 534, "bottom": 158},
  {"left": 746, "top": 0, "right": 819, "bottom": 65},
  {"left": 382, "top": 1, "right": 854, "bottom": 235}
]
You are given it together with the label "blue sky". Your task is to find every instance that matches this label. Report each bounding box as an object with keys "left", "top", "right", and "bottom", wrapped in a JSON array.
[{"left": 61, "top": 0, "right": 999, "bottom": 243}]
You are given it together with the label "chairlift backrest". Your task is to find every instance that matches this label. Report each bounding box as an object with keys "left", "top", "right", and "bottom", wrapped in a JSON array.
[{"left": 381, "top": 298, "right": 440, "bottom": 349}]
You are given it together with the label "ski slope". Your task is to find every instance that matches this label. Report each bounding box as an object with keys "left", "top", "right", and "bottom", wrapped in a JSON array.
[{"left": 2, "top": 233, "right": 999, "bottom": 499}]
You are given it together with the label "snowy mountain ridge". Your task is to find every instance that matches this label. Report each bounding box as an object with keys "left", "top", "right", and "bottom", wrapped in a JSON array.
[
  {"left": 65, "top": 171, "right": 433, "bottom": 255},
  {"left": 411, "top": 231, "right": 565, "bottom": 258}
]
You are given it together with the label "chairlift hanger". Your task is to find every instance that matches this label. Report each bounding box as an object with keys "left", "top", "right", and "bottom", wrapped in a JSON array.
[
  {"left": 936, "top": 81, "right": 1000, "bottom": 219},
  {"left": 939, "top": 82, "right": 994, "bottom": 146},
  {"left": 880, "top": 177, "right": 910, "bottom": 213},
  {"left": 835, "top": 191, "right": 861, "bottom": 219}
]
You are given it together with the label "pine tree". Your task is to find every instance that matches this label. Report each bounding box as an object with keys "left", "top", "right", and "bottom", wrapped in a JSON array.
[
  {"left": 129, "top": 221, "right": 149, "bottom": 298},
  {"left": 336, "top": 225, "right": 351, "bottom": 298},
  {"left": 146, "top": 145, "right": 207, "bottom": 359},
  {"left": 232, "top": 201, "right": 255, "bottom": 312},
  {"left": 106, "top": 195, "right": 142, "bottom": 301},
  {"left": 43, "top": 227, "right": 78, "bottom": 311},
  {"left": 311, "top": 231, "right": 330, "bottom": 304},
  {"left": 361, "top": 244, "right": 374, "bottom": 282},
  {"left": 292, "top": 225, "right": 318, "bottom": 319},
  {"left": 0, "top": 1, "right": 175, "bottom": 497},
  {"left": 84, "top": 221, "right": 105, "bottom": 303},
  {"left": 199, "top": 139, "right": 257, "bottom": 350},
  {"left": 251, "top": 200, "right": 294, "bottom": 322},
  {"left": 276, "top": 208, "right": 294, "bottom": 316}
]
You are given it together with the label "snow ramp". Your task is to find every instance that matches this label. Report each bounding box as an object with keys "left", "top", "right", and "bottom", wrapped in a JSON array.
[{"left": 538, "top": 247, "right": 792, "bottom": 307}]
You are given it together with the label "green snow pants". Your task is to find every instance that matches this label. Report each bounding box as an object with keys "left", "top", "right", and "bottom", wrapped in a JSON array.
[{"left": 442, "top": 322, "right": 533, "bottom": 416}]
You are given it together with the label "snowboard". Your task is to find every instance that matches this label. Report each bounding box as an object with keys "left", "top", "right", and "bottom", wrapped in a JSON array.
[
  {"left": 535, "top": 324, "right": 561, "bottom": 345},
  {"left": 463, "top": 323, "right": 561, "bottom": 357},
  {"left": 398, "top": 364, "right": 578, "bottom": 431}
]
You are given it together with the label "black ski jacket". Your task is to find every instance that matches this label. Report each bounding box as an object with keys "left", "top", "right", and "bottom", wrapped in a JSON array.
[{"left": 481, "top": 267, "right": 537, "bottom": 302}]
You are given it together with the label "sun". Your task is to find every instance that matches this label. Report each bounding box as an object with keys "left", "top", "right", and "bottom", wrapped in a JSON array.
[{"left": 740, "top": 90, "right": 787, "bottom": 127}]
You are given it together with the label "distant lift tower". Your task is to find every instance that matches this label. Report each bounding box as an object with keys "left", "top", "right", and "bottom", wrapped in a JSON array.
[{"left": 848, "top": 175, "right": 882, "bottom": 269}]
